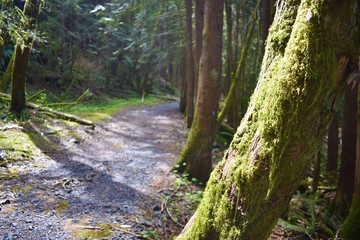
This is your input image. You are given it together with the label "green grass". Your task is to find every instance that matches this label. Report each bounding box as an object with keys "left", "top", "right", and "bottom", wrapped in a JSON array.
[{"left": 63, "top": 96, "right": 165, "bottom": 122}]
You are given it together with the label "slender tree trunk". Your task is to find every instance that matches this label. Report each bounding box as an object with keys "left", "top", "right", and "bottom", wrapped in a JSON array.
[
  {"left": 194, "top": 0, "right": 204, "bottom": 95},
  {"left": 174, "top": 0, "right": 224, "bottom": 183},
  {"left": 224, "top": 0, "right": 237, "bottom": 128},
  {"left": 335, "top": 82, "right": 358, "bottom": 217},
  {"left": 10, "top": 0, "right": 42, "bottom": 115},
  {"left": 179, "top": 53, "right": 187, "bottom": 113},
  {"left": 327, "top": 112, "right": 339, "bottom": 175},
  {"left": 217, "top": 1, "right": 260, "bottom": 128},
  {"left": 177, "top": 1, "right": 359, "bottom": 239},
  {"left": 0, "top": 39, "right": 4, "bottom": 68},
  {"left": 312, "top": 149, "right": 322, "bottom": 193},
  {"left": 262, "top": 0, "right": 271, "bottom": 53},
  {"left": 0, "top": 54, "right": 13, "bottom": 92},
  {"left": 184, "top": 0, "right": 195, "bottom": 128},
  {"left": 341, "top": 70, "right": 360, "bottom": 239}
]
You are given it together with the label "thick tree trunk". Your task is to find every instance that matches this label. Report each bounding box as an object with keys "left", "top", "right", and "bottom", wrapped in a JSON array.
[
  {"left": 177, "top": 1, "right": 359, "bottom": 239},
  {"left": 341, "top": 72, "right": 360, "bottom": 239},
  {"left": 335, "top": 82, "right": 358, "bottom": 217},
  {"left": 184, "top": 0, "right": 195, "bottom": 128},
  {"left": 174, "top": 0, "right": 223, "bottom": 183}
]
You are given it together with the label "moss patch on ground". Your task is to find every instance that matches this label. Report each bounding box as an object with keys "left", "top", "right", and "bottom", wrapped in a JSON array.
[
  {"left": 67, "top": 221, "right": 114, "bottom": 239},
  {"left": 63, "top": 96, "right": 165, "bottom": 122},
  {"left": 0, "top": 128, "right": 38, "bottom": 164}
]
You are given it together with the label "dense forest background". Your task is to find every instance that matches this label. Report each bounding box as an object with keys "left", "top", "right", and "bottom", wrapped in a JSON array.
[
  {"left": 0, "top": 0, "right": 261, "bottom": 114},
  {"left": 1, "top": 0, "right": 360, "bottom": 239}
]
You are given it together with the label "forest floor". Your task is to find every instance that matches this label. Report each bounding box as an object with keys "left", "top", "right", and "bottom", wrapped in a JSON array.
[{"left": 0, "top": 101, "right": 189, "bottom": 239}]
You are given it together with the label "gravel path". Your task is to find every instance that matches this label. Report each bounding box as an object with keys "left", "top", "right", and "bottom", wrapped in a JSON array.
[{"left": 0, "top": 102, "right": 186, "bottom": 239}]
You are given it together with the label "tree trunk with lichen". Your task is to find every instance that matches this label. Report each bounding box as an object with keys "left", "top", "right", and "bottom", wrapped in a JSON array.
[
  {"left": 176, "top": 1, "right": 359, "bottom": 239},
  {"left": 341, "top": 74, "right": 360, "bottom": 239},
  {"left": 174, "top": 0, "right": 223, "bottom": 183},
  {"left": 10, "top": 0, "right": 42, "bottom": 115}
]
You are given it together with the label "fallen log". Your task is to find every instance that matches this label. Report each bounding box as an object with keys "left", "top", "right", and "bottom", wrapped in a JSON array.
[
  {"left": 27, "top": 102, "right": 95, "bottom": 129},
  {"left": 149, "top": 94, "right": 179, "bottom": 101},
  {"left": 0, "top": 92, "right": 95, "bottom": 129}
]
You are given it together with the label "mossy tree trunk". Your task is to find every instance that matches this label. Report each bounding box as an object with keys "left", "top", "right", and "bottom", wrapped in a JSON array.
[
  {"left": 174, "top": 0, "right": 223, "bottom": 183},
  {"left": 335, "top": 82, "right": 358, "bottom": 217},
  {"left": 341, "top": 73, "right": 360, "bottom": 239},
  {"left": 184, "top": 0, "right": 195, "bottom": 128},
  {"left": 10, "top": 0, "right": 42, "bottom": 114},
  {"left": 176, "top": 1, "right": 359, "bottom": 239}
]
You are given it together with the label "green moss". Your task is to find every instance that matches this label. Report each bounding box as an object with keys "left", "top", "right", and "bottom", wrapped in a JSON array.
[
  {"left": 64, "top": 96, "right": 164, "bottom": 122},
  {"left": 0, "top": 131, "right": 35, "bottom": 162},
  {"left": 177, "top": 1, "right": 350, "bottom": 239},
  {"left": 341, "top": 196, "right": 360, "bottom": 240},
  {"left": 54, "top": 200, "right": 69, "bottom": 212},
  {"left": 10, "top": 185, "right": 33, "bottom": 193},
  {"left": 0, "top": 174, "right": 15, "bottom": 180},
  {"left": 72, "top": 223, "right": 113, "bottom": 239}
]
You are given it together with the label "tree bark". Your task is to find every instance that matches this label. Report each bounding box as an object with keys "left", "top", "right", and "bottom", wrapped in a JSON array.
[
  {"left": 184, "top": 0, "right": 195, "bottom": 128},
  {"left": 262, "top": 0, "right": 271, "bottom": 53},
  {"left": 0, "top": 54, "right": 13, "bottom": 92},
  {"left": 179, "top": 53, "right": 187, "bottom": 113},
  {"left": 176, "top": 1, "right": 359, "bottom": 239},
  {"left": 10, "top": 0, "right": 42, "bottom": 114},
  {"left": 224, "top": 0, "right": 236, "bottom": 128},
  {"left": 174, "top": 0, "right": 224, "bottom": 183},
  {"left": 341, "top": 70, "right": 360, "bottom": 239},
  {"left": 327, "top": 112, "right": 339, "bottom": 174},
  {"left": 335, "top": 82, "right": 358, "bottom": 217},
  {"left": 194, "top": 0, "right": 204, "bottom": 94}
]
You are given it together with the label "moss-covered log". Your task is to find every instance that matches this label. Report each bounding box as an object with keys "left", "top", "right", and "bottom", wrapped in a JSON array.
[{"left": 177, "top": 1, "right": 359, "bottom": 239}]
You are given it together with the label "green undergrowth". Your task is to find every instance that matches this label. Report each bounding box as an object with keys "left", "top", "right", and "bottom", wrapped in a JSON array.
[
  {"left": 62, "top": 96, "right": 165, "bottom": 122},
  {"left": 153, "top": 173, "right": 204, "bottom": 238}
]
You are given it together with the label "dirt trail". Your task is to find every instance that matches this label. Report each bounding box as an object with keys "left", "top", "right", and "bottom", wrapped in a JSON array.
[{"left": 0, "top": 102, "right": 186, "bottom": 239}]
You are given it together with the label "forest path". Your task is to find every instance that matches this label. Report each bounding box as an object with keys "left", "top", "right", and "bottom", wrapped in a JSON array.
[{"left": 0, "top": 102, "right": 186, "bottom": 239}]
